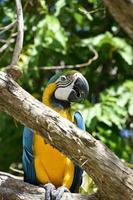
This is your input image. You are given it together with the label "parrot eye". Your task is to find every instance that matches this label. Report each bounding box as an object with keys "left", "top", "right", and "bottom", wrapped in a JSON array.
[{"left": 60, "top": 75, "right": 67, "bottom": 81}]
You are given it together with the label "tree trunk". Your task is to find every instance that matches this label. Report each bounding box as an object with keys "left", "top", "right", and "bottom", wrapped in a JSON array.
[
  {"left": 102, "top": 0, "right": 133, "bottom": 39},
  {"left": 0, "top": 72, "right": 133, "bottom": 200}
]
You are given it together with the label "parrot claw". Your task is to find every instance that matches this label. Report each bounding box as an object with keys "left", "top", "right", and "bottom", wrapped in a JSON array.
[
  {"left": 52, "top": 186, "right": 70, "bottom": 200},
  {"left": 41, "top": 183, "right": 55, "bottom": 200},
  {"left": 41, "top": 183, "right": 69, "bottom": 200}
]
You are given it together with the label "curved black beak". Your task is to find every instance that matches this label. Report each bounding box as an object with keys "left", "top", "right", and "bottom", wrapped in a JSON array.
[{"left": 68, "top": 75, "right": 89, "bottom": 102}]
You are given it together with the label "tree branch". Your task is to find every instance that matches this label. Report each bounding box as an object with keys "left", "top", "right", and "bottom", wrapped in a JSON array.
[
  {"left": 0, "top": 171, "right": 98, "bottom": 200},
  {"left": 0, "top": 71, "right": 133, "bottom": 200},
  {"left": 0, "top": 38, "right": 15, "bottom": 53},
  {"left": 5, "top": 0, "right": 24, "bottom": 80},
  {"left": 31, "top": 46, "right": 98, "bottom": 71},
  {"left": 0, "top": 21, "right": 17, "bottom": 35},
  {"left": 102, "top": 0, "right": 133, "bottom": 39},
  {"left": 11, "top": 0, "right": 24, "bottom": 67}
]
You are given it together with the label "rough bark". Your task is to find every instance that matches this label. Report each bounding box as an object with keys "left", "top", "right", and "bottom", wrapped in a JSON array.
[
  {"left": 0, "top": 172, "right": 98, "bottom": 200},
  {"left": 102, "top": 0, "right": 133, "bottom": 39},
  {"left": 0, "top": 72, "right": 133, "bottom": 200}
]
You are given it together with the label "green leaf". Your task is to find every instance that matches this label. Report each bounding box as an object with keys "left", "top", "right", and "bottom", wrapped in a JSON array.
[
  {"left": 80, "top": 171, "right": 96, "bottom": 194},
  {"left": 38, "top": 0, "right": 47, "bottom": 11},
  {"left": 117, "top": 92, "right": 130, "bottom": 107},
  {"left": 55, "top": 0, "right": 66, "bottom": 16},
  {"left": 80, "top": 32, "right": 133, "bottom": 64},
  {"left": 35, "top": 15, "right": 68, "bottom": 53},
  {"left": 86, "top": 103, "right": 101, "bottom": 126},
  {"left": 113, "top": 37, "right": 133, "bottom": 65},
  {"left": 80, "top": 32, "right": 113, "bottom": 47},
  {"left": 73, "top": 12, "right": 84, "bottom": 25},
  {"left": 128, "top": 99, "right": 133, "bottom": 116}
]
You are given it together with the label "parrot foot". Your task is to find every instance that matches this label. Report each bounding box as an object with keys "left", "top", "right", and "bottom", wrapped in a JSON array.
[
  {"left": 52, "top": 186, "right": 70, "bottom": 200},
  {"left": 42, "top": 183, "right": 55, "bottom": 200},
  {"left": 42, "top": 183, "right": 69, "bottom": 200}
]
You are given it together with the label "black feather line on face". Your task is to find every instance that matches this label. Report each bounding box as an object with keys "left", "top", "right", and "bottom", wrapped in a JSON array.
[
  {"left": 57, "top": 80, "right": 73, "bottom": 88},
  {"left": 56, "top": 80, "right": 70, "bottom": 85}
]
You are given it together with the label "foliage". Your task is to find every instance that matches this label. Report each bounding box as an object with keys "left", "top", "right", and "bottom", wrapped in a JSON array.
[
  {"left": 0, "top": 0, "right": 133, "bottom": 193},
  {"left": 73, "top": 80, "right": 133, "bottom": 160}
]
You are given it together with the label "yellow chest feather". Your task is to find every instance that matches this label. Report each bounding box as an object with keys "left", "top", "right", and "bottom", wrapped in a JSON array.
[{"left": 33, "top": 84, "right": 74, "bottom": 188}]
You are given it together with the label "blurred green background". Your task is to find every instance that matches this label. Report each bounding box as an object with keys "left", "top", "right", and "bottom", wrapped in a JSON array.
[{"left": 0, "top": 0, "right": 133, "bottom": 193}]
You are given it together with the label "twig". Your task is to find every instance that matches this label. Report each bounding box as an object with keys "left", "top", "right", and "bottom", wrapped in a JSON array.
[
  {"left": 6, "top": 0, "right": 24, "bottom": 79},
  {"left": 0, "top": 21, "right": 17, "bottom": 35},
  {"left": 0, "top": 39, "right": 15, "bottom": 53},
  {"left": 0, "top": 171, "right": 23, "bottom": 180},
  {"left": 31, "top": 46, "right": 98, "bottom": 71},
  {"left": 0, "top": 39, "right": 7, "bottom": 43},
  {"left": 81, "top": 159, "right": 89, "bottom": 167},
  {"left": 79, "top": 7, "right": 105, "bottom": 15},
  {"left": 0, "top": 43, "right": 9, "bottom": 53},
  {"left": 0, "top": 32, "right": 16, "bottom": 62},
  {"left": 9, "top": 166, "right": 24, "bottom": 175},
  {"left": 11, "top": 0, "right": 24, "bottom": 66}
]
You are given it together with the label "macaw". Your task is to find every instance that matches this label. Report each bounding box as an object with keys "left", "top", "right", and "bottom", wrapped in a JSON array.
[{"left": 22, "top": 70, "right": 89, "bottom": 200}]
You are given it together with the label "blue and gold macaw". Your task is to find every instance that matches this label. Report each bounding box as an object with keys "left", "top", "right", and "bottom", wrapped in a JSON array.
[{"left": 22, "top": 71, "right": 89, "bottom": 200}]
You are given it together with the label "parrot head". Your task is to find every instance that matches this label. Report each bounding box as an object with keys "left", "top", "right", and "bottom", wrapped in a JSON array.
[{"left": 45, "top": 71, "right": 89, "bottom": 103}]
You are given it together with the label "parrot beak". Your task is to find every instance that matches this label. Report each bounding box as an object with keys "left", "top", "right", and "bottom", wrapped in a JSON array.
[{"left": 68, "top": 74, "right": 89, "bottom": 102}]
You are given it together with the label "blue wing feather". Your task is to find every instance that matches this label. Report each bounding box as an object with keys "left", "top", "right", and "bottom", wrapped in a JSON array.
[
  {"left": 74, "top": 111, "right": 85, "bottom": 130},
  {"left": 22, "top": 127, "right": 36, "bottom": 184},
  {"left": 70, "top": 111, "right": 85, "bottom": 192}
]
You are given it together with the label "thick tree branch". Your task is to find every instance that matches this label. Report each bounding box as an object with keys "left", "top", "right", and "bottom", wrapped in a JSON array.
[
  {"left": 0, "top": 72, "right": 133, "bottom": 200},
  {"left": 102, "top": 0, "right": 133, "bottom": 39},
  {"left": 0, "top": 171, "right": 98, "bottom": 200},
  {"left": 5, "top": 0, "right": 24, "bottom": 79}
]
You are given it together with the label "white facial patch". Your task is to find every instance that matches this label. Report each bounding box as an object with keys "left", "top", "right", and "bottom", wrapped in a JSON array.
[
  {"left": 54, "top": 81, "right": 75, "bottom": 101},
  {"left": 54, "top": 72, "right": 88, "bottom": 101}
]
